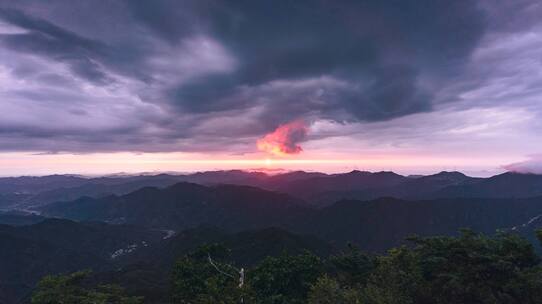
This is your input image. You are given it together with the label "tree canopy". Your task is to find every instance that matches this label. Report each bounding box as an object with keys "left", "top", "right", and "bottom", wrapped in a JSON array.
[
  {"left": 33, "top": 229, "right": 542, "bottom": 304},
  {"left": 31, "top": 270, "right": 142, "bottom": 304}
]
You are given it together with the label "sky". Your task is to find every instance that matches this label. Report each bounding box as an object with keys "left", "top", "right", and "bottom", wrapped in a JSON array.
[{"left": 0, "top": 0, "right": 541, "bottom": 176}]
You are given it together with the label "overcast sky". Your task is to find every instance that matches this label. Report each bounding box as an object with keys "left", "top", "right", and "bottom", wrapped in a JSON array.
[{"left": 0, "top": 0, "right": 541, "bottom": 176}]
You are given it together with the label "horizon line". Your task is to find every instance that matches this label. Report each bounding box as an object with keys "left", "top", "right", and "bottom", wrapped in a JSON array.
[{"left": 0, "top": 168, "right": 537, "bottom": 179}]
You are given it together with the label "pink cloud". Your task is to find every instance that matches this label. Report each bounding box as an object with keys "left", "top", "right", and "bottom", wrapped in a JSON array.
[{"left": 257, "top": 120, "right": 309, "bottom": 156}]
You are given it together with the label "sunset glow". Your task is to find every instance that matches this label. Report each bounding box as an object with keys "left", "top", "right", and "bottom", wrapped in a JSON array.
[{"left": 0, "top": 151, "right": 521, "bottom": 177}]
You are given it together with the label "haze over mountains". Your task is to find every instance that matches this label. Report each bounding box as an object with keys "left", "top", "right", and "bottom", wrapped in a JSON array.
[
  {"left": 3, "top": 169, "right": 542, "bottom": 210},
  {"left": 2, "top": 169, "right": 542, "bottom": 303}
]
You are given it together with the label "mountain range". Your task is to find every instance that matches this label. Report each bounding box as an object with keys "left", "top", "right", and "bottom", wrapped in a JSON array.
[
  {"left": 2, "top": 169, "right": 542, "bottom": 302},
  {"left": 5, "top": 170, "right": 542, "bottom": 211},
  {"left": 40, "top": 183, "right": 308, "bottom": 231}
]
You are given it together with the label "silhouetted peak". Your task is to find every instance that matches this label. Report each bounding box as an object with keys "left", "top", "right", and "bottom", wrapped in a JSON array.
[
  {"left": 428, "top": 171, "right": 468, "bottom": 179},
  {"left": 374, "top": 171, "right": 404, "bottom": 177},
  {"left": 347, "top": 170, "right": 371, "bottom": 175},
  {"left": 344, "top": 170, "right": 403, "bottom": 178}
]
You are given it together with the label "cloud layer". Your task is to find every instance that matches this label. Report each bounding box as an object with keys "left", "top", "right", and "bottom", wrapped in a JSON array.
[
  {"left": 0, "top": 0, "right": 541, "bottom": 171},
  {"left": 504, "top": 155, "right": 542, "bottom": 174}
]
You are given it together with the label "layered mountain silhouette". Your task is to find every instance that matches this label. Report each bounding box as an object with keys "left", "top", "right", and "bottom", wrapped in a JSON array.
[
  {"left": 39, "top": 179, "right": 542, "bottom": 252},
  {"left": 5, "top": 170, "right": 542, "bottom": 211},
  {"left": 40, "top": 182, "right": 310, "bottom": 231},
  {"left": 3, "top": 170, "right": 542, "bottom": 302}
]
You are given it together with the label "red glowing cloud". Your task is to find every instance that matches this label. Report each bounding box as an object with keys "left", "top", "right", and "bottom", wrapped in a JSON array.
[{"left": 257, "top": 120, "right": 309, "bottom": 156}]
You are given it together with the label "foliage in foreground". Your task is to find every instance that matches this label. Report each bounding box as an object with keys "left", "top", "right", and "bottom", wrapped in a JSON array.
[
  {"left": 31, "top": 270, "right": 142, "bottom": 304},
  {"left": 171, "top": 230, "right": 542, "bottom": 304},
  {"left": 33, "top": 229, "right": 542, "bottom": 304},
  {"left": 171, "top": 244, "right": 250, "bottom": 304}
]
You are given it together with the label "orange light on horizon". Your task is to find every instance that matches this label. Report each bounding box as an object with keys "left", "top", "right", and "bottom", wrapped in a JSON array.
[{"left": 0, "top": 151, "right": 519, "bottom": 177}]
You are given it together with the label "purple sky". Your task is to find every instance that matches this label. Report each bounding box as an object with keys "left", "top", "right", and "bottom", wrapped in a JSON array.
[{"left": 0, "top": 1, "right": 541, "bottom": 176}]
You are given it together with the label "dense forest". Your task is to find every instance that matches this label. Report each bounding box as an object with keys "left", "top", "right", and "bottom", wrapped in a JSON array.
[
  {"left": 3, "top": 172, "right": 542, "bottom": 303},
  {"left": 31, "top": 229, "right": 542, "bottom": 304}
]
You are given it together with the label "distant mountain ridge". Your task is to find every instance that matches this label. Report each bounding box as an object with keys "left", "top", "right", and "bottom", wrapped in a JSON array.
[
  {"left": 4, "top": 170, "right": 542, "bottom": 210},
  {"left": 40, "top": 180, "right": 542, "bottom": 252},
  {"left": 433, "top": 172, "right": 542, "bottom": 199},
  {"left": 41, "top": 182, "right": 310, "bottom": 231}
]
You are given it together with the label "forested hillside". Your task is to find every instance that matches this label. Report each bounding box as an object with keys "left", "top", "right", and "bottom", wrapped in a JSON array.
[{"left": 30, "top": 230, "right": 542, "bottom": 304}]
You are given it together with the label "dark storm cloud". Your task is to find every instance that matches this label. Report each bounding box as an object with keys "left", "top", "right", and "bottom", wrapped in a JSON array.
[
  {"left": 154, "top": 0, "right": 487, "bottom": 123},
  {"left": 125, "top": 0, "right": 204, "bottom": 44},
  {"left": 2, "top": 0, "right": 534, "bottom": 154},
  {"left": 0, "top": 8, "right": 112, "bottom": 84}
]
